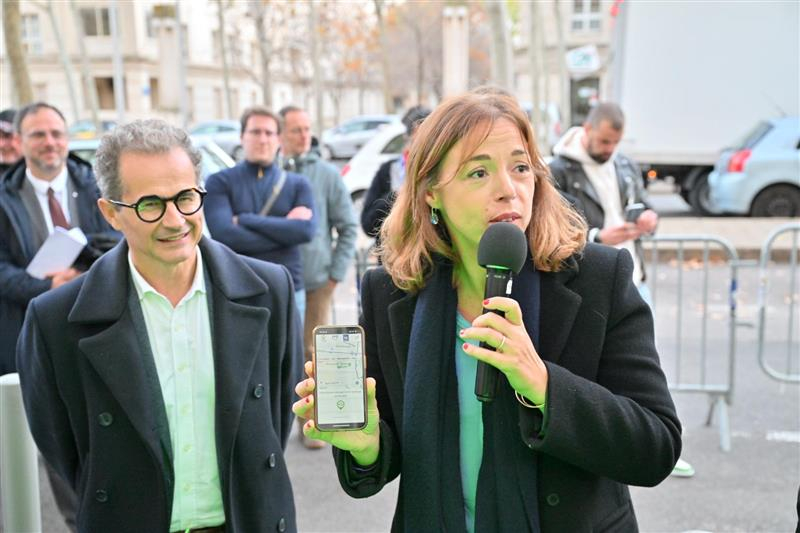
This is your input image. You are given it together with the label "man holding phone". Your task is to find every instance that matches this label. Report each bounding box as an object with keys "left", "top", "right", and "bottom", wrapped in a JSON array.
[
  {"left": 550, "top": 102, "right": 657, "bottom": 291},
  {"left": 550, "top": 102, "right": 695, "bottom": 479}
]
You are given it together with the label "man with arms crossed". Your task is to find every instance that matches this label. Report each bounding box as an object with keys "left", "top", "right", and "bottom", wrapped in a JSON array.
[{"left": 17, "top": 120, "right": 301, "bottom": 532}]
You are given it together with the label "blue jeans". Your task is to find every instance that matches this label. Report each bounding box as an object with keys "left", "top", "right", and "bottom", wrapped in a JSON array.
[{"left": 295, "top": 289, "right": 306, "bottom": 329}]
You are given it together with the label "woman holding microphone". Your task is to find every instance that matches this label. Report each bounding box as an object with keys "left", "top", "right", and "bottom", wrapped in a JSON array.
[{"left": 294, "top": 89, "right": 681, "bottom": 532}]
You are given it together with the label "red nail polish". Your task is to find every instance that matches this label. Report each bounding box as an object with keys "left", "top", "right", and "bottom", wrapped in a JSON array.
[
  {"left": 483, "top": 299, "right": 490, "bottom": 306},
  {"left": 463, "top": 343, "right": 469, "bottom": 350},
  {"left": 305, "top": 396, "right": 311, "bottom": 403},
  {"left": 459, "top": 329, "right": 465, "bottom": 337}
]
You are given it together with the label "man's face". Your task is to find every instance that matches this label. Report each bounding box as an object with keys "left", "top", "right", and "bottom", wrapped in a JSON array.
[
  {"left": 19, "top": 108, "right": 68, "bottom": 178},
  {"left": 280, "top": 110, "right": 312, "bottom": 158},
  {"left": 583, "top": 119, "right": 623, "bottom": 164},
  {"left": 98, "top": 147, "right": 203, "bottom": 281},
  {"left": 0, "top": 127, "right": 21, "bottom": 165},
  {"left": 241, "top": 114, "right": 280, "bottom": 165}
]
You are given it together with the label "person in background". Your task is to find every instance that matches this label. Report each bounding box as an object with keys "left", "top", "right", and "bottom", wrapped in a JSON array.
[
  {"left": 0, "top": 108, "right": 22, "bottom": 177},
  {"left": 279, "top": 105, "right": 358, "bottom": 450},
  {"left": 205, "top": 106, "right": 315, "bottom": 321},
  {"left": 294, "top": 89, "right": 681, "bottom": 531},
  {"left": 17, "top": 119, "right": 301, "bottom": 532},
  {"left": 549, "top": 102, "right": 693, "bottom": 479},
  {"left": 360, "top": 105, "right": 431, "bottom": 246}
]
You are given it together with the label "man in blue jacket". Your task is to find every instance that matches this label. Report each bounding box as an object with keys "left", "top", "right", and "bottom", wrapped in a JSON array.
[{"left": 205, "top": 106, "right": 315, "bottom": 319}]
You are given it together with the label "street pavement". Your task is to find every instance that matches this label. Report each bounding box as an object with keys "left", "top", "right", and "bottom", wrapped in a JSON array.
[{"left": 8, "top": 187, "right": 799, "bottom": 532}]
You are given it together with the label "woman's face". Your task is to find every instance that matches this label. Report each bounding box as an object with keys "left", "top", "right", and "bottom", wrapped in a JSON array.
[{"left": 426, "top": 117, "right": 535, "bottom": 256}]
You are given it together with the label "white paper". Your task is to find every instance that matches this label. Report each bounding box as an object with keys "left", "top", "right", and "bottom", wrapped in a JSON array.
[{"left": 25, "top": 227, "right": 88, "bottom": 280}]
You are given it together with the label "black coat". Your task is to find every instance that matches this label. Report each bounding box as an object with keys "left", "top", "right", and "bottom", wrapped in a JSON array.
[
  {"left": 335, "top": 244, "right": 681, "bottom": 532},
  {"left": 17, "top": 238, "right": 302, "bottom": 532},
  {"left": 0, "top": 155, "right": 116, "bottom": 374}
]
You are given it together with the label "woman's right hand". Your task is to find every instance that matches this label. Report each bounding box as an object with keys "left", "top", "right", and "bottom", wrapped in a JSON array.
[{"left": 293, "top": 361, "right": 381, "bottom": 466}]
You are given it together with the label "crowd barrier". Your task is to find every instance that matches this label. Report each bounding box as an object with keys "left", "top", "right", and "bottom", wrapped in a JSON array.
[{"left": 756, "top": 222, "right": 800, "bottom": 383}]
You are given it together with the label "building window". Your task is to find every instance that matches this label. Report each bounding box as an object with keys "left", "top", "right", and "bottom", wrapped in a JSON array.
[
  {"left": 21, "top": 14, "right": 43, "bottom": 55},
  {"left": 149, "top": 77, "right": 160, "bottom": 109},
  {"left": 81, "top": 7, "right": 111, "bottom": 37},
  {"left": 571, "top": 0, "right": 602, "bottom": 32},
  {"left": 94, "top": 77, "right": 126, "bottom": 110}
]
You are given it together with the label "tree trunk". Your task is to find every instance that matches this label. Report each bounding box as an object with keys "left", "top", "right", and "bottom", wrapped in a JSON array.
[
  {"left": 251, "top": 1, "right": 272, "bottom": 108},
  {"left": 552, "top": 0, "right": 571, "bottom": 127},
  {"left": 216, "top": 0, "right": 234, "bottom": 117},
  {"left": 373, "top": 0, "right": 393, "bottom": 113},
  {"left": 2, "top": 0, "right": 34, "bottom": 105},
  {"left": 528, "top": 1, "right": 545, "bottom": 151},
  {"left": 46, "top": 0, "right": 81, "bottom": 123},
  {"left": 487, "top": 0, "right": 513, "bottom": 90},
  {"left": 70, "top": 0, "right": 101, "bottom": 131},
  {"left": 309, "top": 1, "right": 323, "bottom": 135}
]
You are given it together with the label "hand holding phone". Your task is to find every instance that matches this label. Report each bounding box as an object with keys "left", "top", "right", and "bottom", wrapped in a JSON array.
[
  {"left": 624, "top": 202, "right": 646, "bottom": 223},
  {"left": 312, "top": 325, "right": 367, "bottom": 431}
]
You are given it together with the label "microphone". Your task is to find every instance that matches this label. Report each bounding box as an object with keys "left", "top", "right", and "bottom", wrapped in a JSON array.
[{"left": 474, "top": 222, "right": 528, "bottom": 402}]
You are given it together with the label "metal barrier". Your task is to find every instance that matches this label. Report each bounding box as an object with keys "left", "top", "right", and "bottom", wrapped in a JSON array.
[
  {"left": 756, "top": 222, "right": 800, "bottom": 383},
  {"left": 353, "top": 244, "right": 379, "bottom": 317},
  {"left": 644, "top": 234, "right": 743, "bottom": 452}
]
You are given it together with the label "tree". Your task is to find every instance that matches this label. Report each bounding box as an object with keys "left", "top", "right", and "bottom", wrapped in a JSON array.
[
  {"left": 373, "top": 0, "right": 393, "bottom": 112},
  {"left": 486, "top": 0, "right": 513, "bottom": 90},
  {"left": 2, "top": 0, "right": 34, "bottom": 105}
]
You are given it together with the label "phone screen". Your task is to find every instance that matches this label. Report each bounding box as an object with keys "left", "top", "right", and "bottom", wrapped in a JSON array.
[
  {"left": 313, "top": 325, "right": 367, "bottom": 431},
  {"left": 625, "top": 202, "right": 646, "bottom": 222}
]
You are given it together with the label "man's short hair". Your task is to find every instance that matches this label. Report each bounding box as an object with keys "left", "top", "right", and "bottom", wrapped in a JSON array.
[
  {"left": 585, "top": 102, "right": 625, "bottom": 130},
  {"left": 94, "top": 119, "right": 202, "bottom": 201},
  {"left": 240, "top": 106, "right": 282, "bottom": 135},
  {"left": 278, "top": 105, "right": 304, "bottom": 120},
  {"left": 14, "top": 102, "right": 67, "bottom": 134},
  {"left": 401, "top": 105, "right": 432, "bottom": 136}
]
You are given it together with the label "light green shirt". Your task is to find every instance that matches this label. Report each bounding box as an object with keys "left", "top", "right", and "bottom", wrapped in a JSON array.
[{"left": 128, "top": 248, "right": 225, "bottom": 531}]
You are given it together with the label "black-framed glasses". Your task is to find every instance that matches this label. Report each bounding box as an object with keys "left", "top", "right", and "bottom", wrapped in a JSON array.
[{"left": 109, "top": 187, "right": 207, "bottom": 223}]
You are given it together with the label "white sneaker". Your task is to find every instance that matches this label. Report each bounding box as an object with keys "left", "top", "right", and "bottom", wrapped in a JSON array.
[{"left": 671, "top": 458, "right": 695, "bottom": 478}]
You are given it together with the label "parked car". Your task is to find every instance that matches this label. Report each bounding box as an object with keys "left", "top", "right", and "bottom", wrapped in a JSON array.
[
  {"left": 340, "top": 122, "right": 406, "bottom": 212},
  {"left": 68, "top": 119, "right": 117, "bottom": 140},
  {"left": 69, "top": 135, "right": 235, "bottom": 181},
  {"left": 708, "top": 116, "right": 800, "bottom": 217},
  {"left": 321, "top": 114, "right": 400, "bottom": 160},
  {"left": 189, "top": 119, "right": 242, "bottom": 161}
]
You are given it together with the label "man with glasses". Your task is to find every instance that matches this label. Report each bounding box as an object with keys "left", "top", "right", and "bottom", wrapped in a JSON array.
[
  {"left": 205, "top": 106, "right": 315, "bottom": 322},
  {"left": 17, "top": 119, "right": 302, "bottom": 532}
]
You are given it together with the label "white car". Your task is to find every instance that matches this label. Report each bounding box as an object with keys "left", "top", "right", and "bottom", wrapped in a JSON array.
[
  {"left": 321, "top": 114, "right": 400, "bottom": 160},
  {"left": 340, "top": 122, "right": 407, "bottom": 212}
]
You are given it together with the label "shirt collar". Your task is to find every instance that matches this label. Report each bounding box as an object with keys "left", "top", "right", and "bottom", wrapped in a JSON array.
[
  {"left": 26, "top": 165, "right": 69, "bottom": 196},
  {"left": 128, "top": 246, "right": 206, "bottom": 304}
]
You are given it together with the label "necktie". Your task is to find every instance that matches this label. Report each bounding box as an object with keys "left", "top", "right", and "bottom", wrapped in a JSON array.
[{"left": 47, "top": 187, "right": 70, "bottom": 229}]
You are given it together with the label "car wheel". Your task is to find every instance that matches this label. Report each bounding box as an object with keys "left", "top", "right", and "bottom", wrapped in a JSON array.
[
  {"left": 322, "top": 145, "right": 335, "bottom": 160},
  {"left": 687, "top": 172, "right": 716, "bottom": 215},
  {"left": 750, "top": 184, "right": 800, "bottom": 217},
  {"left": 232, "top": 146, "right": 244, "bottom": 162}
]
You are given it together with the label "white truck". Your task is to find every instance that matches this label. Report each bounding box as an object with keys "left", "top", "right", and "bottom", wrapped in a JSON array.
[{"left": 609, "top": 1, "right": 799, "bottom": 214}]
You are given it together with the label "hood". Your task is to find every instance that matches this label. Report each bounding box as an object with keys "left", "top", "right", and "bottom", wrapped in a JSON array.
[{"left": 553, "top": 126, "right": 618, "bottom": 168}]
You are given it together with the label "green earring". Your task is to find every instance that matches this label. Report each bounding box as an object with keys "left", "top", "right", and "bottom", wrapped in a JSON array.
[{"left": 430, "top": 208, "right": 439, "bottom": 225}]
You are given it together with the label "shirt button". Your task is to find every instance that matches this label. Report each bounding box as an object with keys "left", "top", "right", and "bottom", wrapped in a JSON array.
[
  {"left": 546, "top": 493, "right": 560, "bottom": 506},
  {"left": 266, "top": 453, "right": 277, "bottom": 468},
  {"left": 95, "top": 489, "right": 108, "bottom": 503},
  {"left": 277, "top": 517, "right": 286, "bottom": 532},
  {"left": 182, "top": 444, "right": 192, "bottom": 453},
  {"left": 183, "top": 483, "right": 191, "bottom": 492},
  {"left": 253, "top": 384, "right": 265, "bottom": 398},
  {"left": 97, "top": 412, "right": 114, "bottom": 427}
]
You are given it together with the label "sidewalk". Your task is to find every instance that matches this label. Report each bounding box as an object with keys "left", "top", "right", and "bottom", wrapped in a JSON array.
[{"left": 647, "top": 217, "right": 798, "bottom": 261}]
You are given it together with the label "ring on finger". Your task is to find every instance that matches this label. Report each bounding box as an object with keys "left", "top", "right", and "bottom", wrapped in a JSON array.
[{"left": 497, "top": 335, "right": 506, "bottom": 351}]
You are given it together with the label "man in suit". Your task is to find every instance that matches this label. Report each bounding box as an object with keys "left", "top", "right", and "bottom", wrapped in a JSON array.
[{"left": 17, "top": 119, "right": 302, "bottom": 532}]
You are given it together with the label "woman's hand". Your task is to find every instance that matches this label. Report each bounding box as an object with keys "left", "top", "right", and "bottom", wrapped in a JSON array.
[
  {"left": 292, "top": 361, "right": 382, "bottom": 466},
  {"left": 459, "top": 297, "right": 548, "bottom": 407}
]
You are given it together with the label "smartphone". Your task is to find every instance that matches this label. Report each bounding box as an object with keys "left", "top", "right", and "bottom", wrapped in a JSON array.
[
  {"left": 312, "top": 325, "right": 367, "bottom": 431},
  {"left": 625, "top": 202, "right": 646, "bottom": 222}
]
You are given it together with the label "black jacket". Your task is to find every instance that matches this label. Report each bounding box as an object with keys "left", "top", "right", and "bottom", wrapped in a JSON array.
[
  {"left": 549, "top": 154, "right": 651, "bottom": 281},
  {"left": 334, "top": 244, "right": 681, "bottom": 532},
  {"left": 0, "top": 155, "right": 116, "bottom": 374}
]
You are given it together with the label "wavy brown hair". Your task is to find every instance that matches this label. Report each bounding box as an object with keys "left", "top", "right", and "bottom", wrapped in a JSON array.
[{"left": 379, "top": 89, "right": 587, "bottom": 293}]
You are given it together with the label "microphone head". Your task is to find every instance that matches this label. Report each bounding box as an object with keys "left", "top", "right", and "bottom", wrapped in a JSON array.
[{"left": 477, "top": 222, "right": 528, "bottom": 274}]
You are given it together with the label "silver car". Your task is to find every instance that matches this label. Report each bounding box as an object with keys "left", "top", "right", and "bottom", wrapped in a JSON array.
[
  {"left": 190, "top": 120, "right": 243, "bottom": 161},
  {"left": 708, "top": 116, "right": 800, "bottom": 217},
  {"left": 321, "top": 114, "right": 400, "bottom": 160}
]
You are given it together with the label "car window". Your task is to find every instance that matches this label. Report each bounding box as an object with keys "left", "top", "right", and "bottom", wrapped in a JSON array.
[
  {"left": 382, "top": 134, "right": 406, "bottom": 154},
  {"left": 340, "top": 122, "right": 368, "bottom": 134},
  {"left": 366, "top": 121, "right": 388, "bottom": 130},
  {"left": 193, "top": 125, "right": 215, "bottom": 134},
  {"left": 71, "top": 149, "right": 97, "bottom": 163},
  {"left": 733, "top": 122, "right": 773, "bottom": 150}
]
